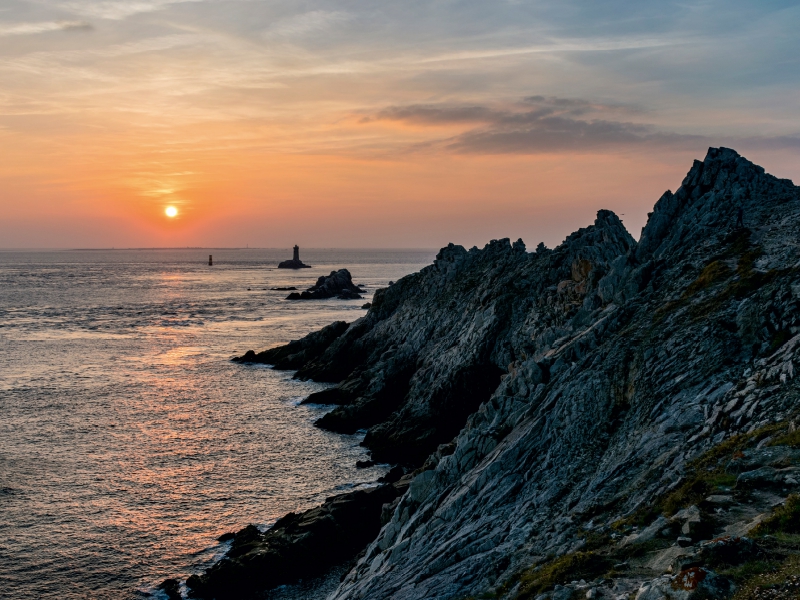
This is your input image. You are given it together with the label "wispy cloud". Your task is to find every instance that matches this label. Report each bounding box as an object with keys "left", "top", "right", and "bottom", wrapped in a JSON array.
[
  {"left": 365, "top": 96, "right": 800, "bottom": 156},
  {"left": 364, "top": 97, "right": 696, "bottom": 154},
  {"left": 264, "top": 10, "right": 350, "bottom": 39},
  {"left": 412, "top": 35, "right": 690, "bottom": 65},
  {"left": 446, "top": 118, "right": 702, "bottom": 154},
  {"left": 0, "top": 21, "right": 92, "bottom": 36},
  {"left": 55, "top": 0, "right": 203, "bottom": 20}
]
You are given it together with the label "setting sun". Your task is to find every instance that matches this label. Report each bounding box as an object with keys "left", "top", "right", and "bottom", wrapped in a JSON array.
[{"left": 165, "top": 206, "right": 178, "bottom": 218}]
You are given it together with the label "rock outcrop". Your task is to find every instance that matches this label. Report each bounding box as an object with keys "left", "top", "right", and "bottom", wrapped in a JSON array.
[
  {"left": 199, "top": 148, "right": 800, "bottom": 600},
  {"left": 278, "top": 245, "right": 311, "bottom": 269},
  {"left": 285, "top": 269, "right": 365, "bottom": 300},
  {"left": 186, "top": 477, "right": 412, "bottom": 599},
  {"left": 233, "top": 320, "right": 349, "bottom": 369}
]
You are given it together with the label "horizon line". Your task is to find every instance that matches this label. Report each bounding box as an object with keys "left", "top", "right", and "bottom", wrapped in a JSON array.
[{"left": 0, "top": 246, "right": 441, "bottom": 252}]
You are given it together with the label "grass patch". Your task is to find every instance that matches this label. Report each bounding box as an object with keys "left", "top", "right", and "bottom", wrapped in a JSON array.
[
  {"left": 652, "top": 230, "right": 771, "bottom": 324},
  {"left": 618, "top": 423, "right": 789, "bottom": 527},
  {"left": 683, "top": 261, "right": 732, "bottom": 297},
  {"left": 514, "top": 552, "right": 613, "bottom": 600},
  {"left": 752, "top": 495, "right": 800, "bottom": 536},
  {"left": 722, "top": 560, "right": 782, "bottom": 585},
  {"left": 769, "top": 329, "right": 794, "bottom": 354},
  {"left": 582, "top": 530, "right": 613, "bottom": 551},
  {"left": 722, "top": 229, "right": 754, "bottom": 258},
  {"left": 730, "top": 554, "right": 800, "bottom": 600},
  {"left": 768, "top": 429, "right": 800, "bottom": 449}
]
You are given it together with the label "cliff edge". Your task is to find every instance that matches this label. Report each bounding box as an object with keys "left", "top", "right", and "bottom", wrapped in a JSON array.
[{"left": 201, "top": 148, "right": 800, "bottom": 599}]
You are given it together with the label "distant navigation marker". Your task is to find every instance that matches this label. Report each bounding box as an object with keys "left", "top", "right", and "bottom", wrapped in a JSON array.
[{"left": 209, "top": 254, "right": 213, "bottom": 266}]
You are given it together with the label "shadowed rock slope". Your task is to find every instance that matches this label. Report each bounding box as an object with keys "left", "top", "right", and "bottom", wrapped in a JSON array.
[
  {"left": 224, "top": 148, "right": 800, "bottom": 599},
  {"left": 239, "top": 210, "right": 635, "bottom": 466}
]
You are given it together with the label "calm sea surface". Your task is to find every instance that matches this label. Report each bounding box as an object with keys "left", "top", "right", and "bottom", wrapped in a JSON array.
[{"left": 0, "top": 248, "right": 435, "bottom": 600}]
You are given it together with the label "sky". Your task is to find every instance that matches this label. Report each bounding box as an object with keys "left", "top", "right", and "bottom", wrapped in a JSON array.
[{"left": 1, "top": 0, "right": 799, "bottom": 249}]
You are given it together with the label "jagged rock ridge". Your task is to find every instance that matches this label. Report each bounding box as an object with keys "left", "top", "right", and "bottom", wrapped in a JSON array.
[{"left": 206, "top": 148, "right": 800, "bottom": 599}]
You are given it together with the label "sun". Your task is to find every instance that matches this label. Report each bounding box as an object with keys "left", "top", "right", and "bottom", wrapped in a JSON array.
[{"left": 165, "top": 206, "right": 178, "bottom": 218}]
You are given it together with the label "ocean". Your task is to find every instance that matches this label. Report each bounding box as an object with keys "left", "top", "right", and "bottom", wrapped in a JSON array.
[{"left": 0, "top": 248, "right": 435, "bottom": 599}]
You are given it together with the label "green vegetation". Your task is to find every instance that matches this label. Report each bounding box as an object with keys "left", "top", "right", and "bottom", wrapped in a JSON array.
[
  {"left": 752, "top": 495, "right": 800, "bottom": 536},
  {"left": 618, "top": 423, "right": 787, "bottom": 527},
  {"left": 722, "top": 228, "right": 754, "bottom": 258},
  {"left": 729, "top": 554, "right": 800, "bottom": 600},
  {"left": 683, "top": 260, "right": 732, "bottom": 297},
  {"left": 501, "top": 422, "right": 800, "bottom": 600},
  {"left": 721, "top": 560, "right": 781, "bottom": 584},
  {"left": 769, "top": 329, "right": 794, "bottom": 354},
  {"left": 768, "top": 428, "right": 800, "bottom": 449},
  {"left": 687, "top": 253, "right": 780, "bottom": 320},
  {"left": 653, "top": 229, "right": 770, "bottom": 323},
  {"left": 514, "top": 552, "right": 612, "bottom": 600},
  {"left": 723, "top": 491, "right": 800, "bottom": 598}
]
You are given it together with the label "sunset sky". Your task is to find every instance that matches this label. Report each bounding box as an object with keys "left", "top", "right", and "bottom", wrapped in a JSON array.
[{"left": 1, "top": 0, "right": 799, "bottom": 249}]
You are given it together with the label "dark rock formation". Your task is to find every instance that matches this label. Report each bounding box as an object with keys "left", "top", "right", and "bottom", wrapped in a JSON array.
[
  {"left": 232, "top": 320, "right": 349, "bottom": 369},
  {"left": 278, "top": 245, "right": 311, "bottom": 269},
  {"left": 285, "top": 269, "right": 365, "bottom": 300},
  {"left": 206, "top": 148, "right": 800, "bottom": 600},
  {"left": 326, "top": 148, "right": 800, "bottom": 600},
  {"left": 186, "top": 478, "right": 411, "bottom": 599},
  {"left": 158, "top": 579, "right": 182, "bottom": 600}
]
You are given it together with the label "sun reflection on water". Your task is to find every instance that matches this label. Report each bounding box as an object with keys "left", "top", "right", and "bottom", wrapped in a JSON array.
[{"left": 0, "top": 248, "right": 436, "bottom": 599}]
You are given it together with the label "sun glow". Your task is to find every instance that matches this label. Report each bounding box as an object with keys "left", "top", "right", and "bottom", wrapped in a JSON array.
[{"left": 165, "top": 206, "right": 178, "bottom": 218}]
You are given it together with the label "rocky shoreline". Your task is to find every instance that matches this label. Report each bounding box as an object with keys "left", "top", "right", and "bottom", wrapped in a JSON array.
[
  {"left": 186, "top": 473, "right": 412, "bottom": 598},
  {"left": 189, "top": 148, "right": 800, "bottom": 600}
]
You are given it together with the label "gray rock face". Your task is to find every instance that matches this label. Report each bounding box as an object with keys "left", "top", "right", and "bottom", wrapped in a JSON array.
[
  {"left": 635, "top": 568, "right": 733, "bottom": 600},
  {"left": 289, "top": 214, "right": 634, "bottom": 464},
  {"left": 233, "top": 148, "right": 800, "bottom": 599}
]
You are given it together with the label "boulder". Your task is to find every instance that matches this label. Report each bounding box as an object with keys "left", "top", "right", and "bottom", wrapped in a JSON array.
[
  {"left": 671, "top": 506, "right": 713, "bottom": 541},
  {"left": 286, "top": 269, "right": 365, "bottom": 300},
  {"left": 735, "top": 466, "right": 800, "bottom": 489},
  {"left": 698, "top": 536, "right": 758, "bottom": 568},
  {"left": 621, "top": 516, "right": 670, "bottom": 547},
  {"left": 635, "top": 569, "right": 734, "bottom": 600}
]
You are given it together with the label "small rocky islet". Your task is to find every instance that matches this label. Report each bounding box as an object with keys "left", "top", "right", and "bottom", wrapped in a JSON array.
[
  {"left": 285, "top": 269, "right": 365, "bottom": 300},
  {"left": 188, "top": 148, "right": 800, "bottom": 600}
]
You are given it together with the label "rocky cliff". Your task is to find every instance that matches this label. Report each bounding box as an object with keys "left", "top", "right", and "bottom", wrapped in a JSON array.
[{"left": 206, "top": 148, "right": 800, "bottom": 600}]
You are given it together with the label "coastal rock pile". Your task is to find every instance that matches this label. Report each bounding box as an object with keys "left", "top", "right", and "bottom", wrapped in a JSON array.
[
  {"left": 194, "top": 148, "right": 800, "bottom": 600},
  {"left": 186, "top": 475, "right": 413, "bottom": 599},
  {"left": 285, "top": 269, "right": 365, "bottom": 300}
]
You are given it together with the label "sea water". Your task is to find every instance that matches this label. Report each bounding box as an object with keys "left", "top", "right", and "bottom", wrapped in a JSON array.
[{"left": 0, "top": 248, "right": 434, "bottom": 599}]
